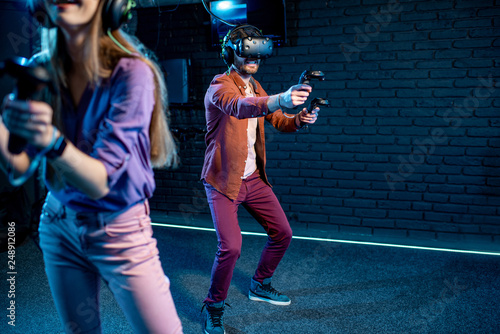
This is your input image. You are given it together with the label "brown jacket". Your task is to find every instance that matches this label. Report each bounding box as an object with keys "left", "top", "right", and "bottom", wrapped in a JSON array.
[{"left": 201, "top": 69, "right": 300, "bottom": 200}]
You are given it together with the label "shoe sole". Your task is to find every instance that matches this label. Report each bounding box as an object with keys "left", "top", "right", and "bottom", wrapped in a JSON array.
[
  {"left": 204, "top": 330, "right": 225, "bottom": 334},
  {"left": 204, "top": 320, "right": 226, "bottom": 334},
  {"left": 248, "top": 292, "right": 291, "bottom": 306}
]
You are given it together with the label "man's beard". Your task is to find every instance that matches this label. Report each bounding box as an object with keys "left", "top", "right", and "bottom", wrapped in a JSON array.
[
  {"left": 240, "top": 64, "right": 259, "bottom": 75},
  {"left": 233, "top": 58, "right": 260, "bottom": 76},
  {"left": 233, "top": 64, "right": 259, "bottom": 76}
]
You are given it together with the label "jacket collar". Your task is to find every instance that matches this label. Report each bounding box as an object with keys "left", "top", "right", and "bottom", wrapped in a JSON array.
[{"left": 226, "top": 68, "right": 261, "bottom": 96}]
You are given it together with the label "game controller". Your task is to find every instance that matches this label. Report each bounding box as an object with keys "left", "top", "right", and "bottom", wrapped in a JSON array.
[
  {"left": 297, "top": 70, "right": 329, "bottom": 116},
  {"left": 307, "top": 97, "right": 330, "bottom": 113},
  {"left": 0, "top": 57, "right": 53, "bottom": 154},
  {"left": 298, "top": 70, "right": 325, "bottom": 85}
]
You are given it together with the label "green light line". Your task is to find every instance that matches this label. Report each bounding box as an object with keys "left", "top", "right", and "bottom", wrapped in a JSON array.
[{"left": 151, "top": 222, "right": 500, "bottom": 256}]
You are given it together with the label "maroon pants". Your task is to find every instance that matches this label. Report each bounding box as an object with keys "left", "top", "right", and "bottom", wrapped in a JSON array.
[{"left": 203, "top": 171, "right": 293, "bottom": 303}]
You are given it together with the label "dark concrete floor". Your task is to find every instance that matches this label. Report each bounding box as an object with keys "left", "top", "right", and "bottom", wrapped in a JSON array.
[{"left": 1, "top": 221, "right": 499, "bottom": 334}]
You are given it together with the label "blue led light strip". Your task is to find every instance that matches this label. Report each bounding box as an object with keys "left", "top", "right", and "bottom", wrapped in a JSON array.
[{"left": 151, "top": 222, "right": 500, "bottom": 256}]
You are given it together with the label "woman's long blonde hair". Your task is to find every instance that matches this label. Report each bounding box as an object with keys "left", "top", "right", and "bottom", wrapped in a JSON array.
[{"left": 33, "top": 0, "right": 178, "bottom": 169}]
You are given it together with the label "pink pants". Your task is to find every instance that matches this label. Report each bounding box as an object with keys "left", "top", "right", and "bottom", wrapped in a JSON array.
[
  {"left": 204, "top": 170, "right": 293, "bottom": 303},
  {"left": 39, "top": 193, "right": 183, "bottom": 334}
]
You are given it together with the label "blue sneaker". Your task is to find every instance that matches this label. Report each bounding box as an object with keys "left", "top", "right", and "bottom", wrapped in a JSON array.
[
  {"left": 249, "top": 278, "right": 291, "bottom": 306},
  {"left": 202, "top": 301, "right": 226, "bottom": 334}
]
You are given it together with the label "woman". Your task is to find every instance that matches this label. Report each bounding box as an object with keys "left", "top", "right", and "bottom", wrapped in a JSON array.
[{"left": 0, "top": 0, "right": 183, "bottom": 333}]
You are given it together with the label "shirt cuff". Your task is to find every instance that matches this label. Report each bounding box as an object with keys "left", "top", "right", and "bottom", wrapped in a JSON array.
[
  {"left": 266, "top": 94, "right": 281, "bottom": 112},
  {"left": 294, "top": 113, "right": 305, "bottom": 130}
]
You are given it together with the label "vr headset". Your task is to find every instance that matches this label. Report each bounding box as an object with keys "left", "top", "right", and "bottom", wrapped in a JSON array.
[
  {"left": 233, "top": 35, "right": 273, "bottom": 59},
  {"left": 221, "top": 25, "right": 273, "bottom": 65}
]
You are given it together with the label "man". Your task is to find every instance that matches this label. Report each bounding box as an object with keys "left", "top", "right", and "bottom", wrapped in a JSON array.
[{"left": 201, "top": 24, "right": 320, "bottom": 334}]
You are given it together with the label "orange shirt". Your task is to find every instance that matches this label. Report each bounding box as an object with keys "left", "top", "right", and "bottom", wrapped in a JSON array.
[{"left": 201, "top": 69, "right": 300, "bottom": 200}]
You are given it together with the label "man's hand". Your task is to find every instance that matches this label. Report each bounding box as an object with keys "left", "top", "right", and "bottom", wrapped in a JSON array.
[
  {"left": 280, "top": 84, "right": 312, "bottom": 109},
  {"left": 295, "top": 107, "right": 319, "bottom": 127}
]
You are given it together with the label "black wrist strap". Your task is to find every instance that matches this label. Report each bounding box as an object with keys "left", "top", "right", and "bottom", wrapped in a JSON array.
[{"left": 46, "top": 134, "right": 67, "bottom": 160}]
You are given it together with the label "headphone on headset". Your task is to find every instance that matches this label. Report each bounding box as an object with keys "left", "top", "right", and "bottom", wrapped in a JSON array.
[
  {"left": 221, "top": 24, "right": 273, "bottom": 66},
  {"left": 29, "top": 0, "right": 134, "bottom": 31}
]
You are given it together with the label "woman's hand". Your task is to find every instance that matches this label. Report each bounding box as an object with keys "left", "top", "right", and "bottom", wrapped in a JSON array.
[
  {"left": 2, "top": 95, "right": 55, "bottom": 149},
  {"left": 1, "top": 95, "right": 110, "bottom": 199}
]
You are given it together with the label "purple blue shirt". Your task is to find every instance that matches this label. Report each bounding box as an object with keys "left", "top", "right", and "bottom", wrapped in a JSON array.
[{"left": 48, "top": 57, "right": 156, "bottom": 212}]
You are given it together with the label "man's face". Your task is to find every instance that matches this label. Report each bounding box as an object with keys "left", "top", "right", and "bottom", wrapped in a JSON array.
[{"left": 232, "top": 53, "right": 261, "bottom": 77}]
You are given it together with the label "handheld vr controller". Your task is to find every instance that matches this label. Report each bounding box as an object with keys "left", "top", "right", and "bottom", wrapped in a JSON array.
[
  {"left": 297, "top": 70, "right": 328, "bottom": 113},
  {"left": 299, "top": 97, "right": 329, "bottom": 128},
  {"left": 0, "top": 57, "right": 52, "bottom": 154},
  {"left": 298, "top": 70, "right": 325, "bottom": 85},
  {"left": 307, "top": 97, "right": 330, "bottom": 113}
]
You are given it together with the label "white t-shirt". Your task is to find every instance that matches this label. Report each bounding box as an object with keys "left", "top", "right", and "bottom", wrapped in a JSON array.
[{"left": 242, "top": 80, "right": 258, "bottom": 179}]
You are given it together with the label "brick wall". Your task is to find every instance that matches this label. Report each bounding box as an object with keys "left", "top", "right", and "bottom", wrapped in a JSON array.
[{"left": 134, "top": 0, "right": 500, "bottom": 250}]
